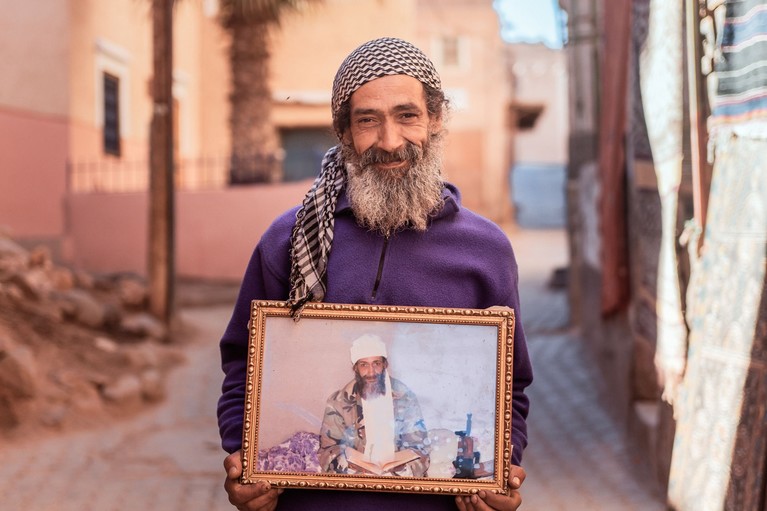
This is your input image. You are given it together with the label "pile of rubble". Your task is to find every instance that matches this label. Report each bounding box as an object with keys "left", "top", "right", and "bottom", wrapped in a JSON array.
[{"left": 0, "top": 235, "right": 184, "bottom": 436}]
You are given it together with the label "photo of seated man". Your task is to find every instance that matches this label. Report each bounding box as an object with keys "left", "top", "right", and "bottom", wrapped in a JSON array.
[{"left": 318, "top": 334, "right": 430, "bottom": 477}]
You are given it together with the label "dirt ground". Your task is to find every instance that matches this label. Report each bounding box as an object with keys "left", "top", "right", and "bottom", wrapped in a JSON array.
[
  {"left": 0, "top": 296, "right": 183, "bottom": 440},
  {"left": 0, "top": 278, "right": 238, "bottom": 444}
]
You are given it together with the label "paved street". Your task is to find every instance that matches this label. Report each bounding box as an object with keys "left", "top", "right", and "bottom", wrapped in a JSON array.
[
  {"left": 509, "top": 228, "right": 666, "bottom": 510},
  {"left": 0, "top": 304, "right": 232, "bottom": 511},
  {"left": 0, "top": 227, "right": 666, "bottom": 510}
]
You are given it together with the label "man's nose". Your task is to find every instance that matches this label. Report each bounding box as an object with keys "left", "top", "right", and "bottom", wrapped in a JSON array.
[{"left": 377, "top": 119, "right": 404, "bottom": 153}]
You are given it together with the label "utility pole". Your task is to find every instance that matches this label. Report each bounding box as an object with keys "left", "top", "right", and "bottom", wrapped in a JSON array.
[{"left": 148, "top": 0, "right": 175, "bottom": 324}]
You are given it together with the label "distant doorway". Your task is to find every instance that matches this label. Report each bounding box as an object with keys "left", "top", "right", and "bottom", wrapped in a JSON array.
[{"left": 511, "top": 163, "right": 566, "bottom": 229}]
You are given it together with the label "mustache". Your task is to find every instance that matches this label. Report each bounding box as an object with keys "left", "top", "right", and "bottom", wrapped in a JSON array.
[{"left": 357, "top": 142, "right": 423, "bottom": 167}]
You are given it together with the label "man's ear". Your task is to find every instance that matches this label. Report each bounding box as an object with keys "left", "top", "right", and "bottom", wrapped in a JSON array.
[
  {"left": 341, "top": 129, "right": 353, "bottom": 145},
  {"left": 429, "top": 116, "right": 443, "bottom": 133}
]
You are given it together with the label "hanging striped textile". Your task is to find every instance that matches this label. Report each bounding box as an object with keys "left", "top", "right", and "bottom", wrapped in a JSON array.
[{"left": 711, "top": 0, "right": 767, "bottom": 125}]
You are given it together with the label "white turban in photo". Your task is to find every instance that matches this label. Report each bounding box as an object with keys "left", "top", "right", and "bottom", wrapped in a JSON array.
[{"left": 350, "top": 334, "right": 388, "bottom": 364}]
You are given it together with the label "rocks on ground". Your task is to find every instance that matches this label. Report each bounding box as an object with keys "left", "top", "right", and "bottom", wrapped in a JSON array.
[{"left": 0, "top": 236, "right": 186, "bottom": 439}]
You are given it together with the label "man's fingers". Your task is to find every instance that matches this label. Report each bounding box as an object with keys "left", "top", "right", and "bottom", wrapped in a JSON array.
[
  {"left": 241, "top": 486, "right": 281, "bottom": 511},
  {"left": 224, "top": 450, "right": 243, "bottom": 479},
  {"left": 225, "top": 481, "right": 261, "bottom": 506},
  {"left": 225, "top": 479, "right": 275, "bottom": 508},
  {"left": 223, "top": 452, "right": 279, "bottom": 509},
  {"left": 508, "top": 464, "right": 526, "bottom": 489},
  {"left": 477, "top": 489, "right": 522, "bottom": 511},
  {"left": 455, "top": 494, "right": 480, "bottom": 511}
]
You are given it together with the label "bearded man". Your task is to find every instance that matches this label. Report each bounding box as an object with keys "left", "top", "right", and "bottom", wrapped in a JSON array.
[
  {"left": 318, "top": 334, "right": 429, "bottom": 477},
  {"left": 218, "top": 37, "right": 532, "bottom": 511}
]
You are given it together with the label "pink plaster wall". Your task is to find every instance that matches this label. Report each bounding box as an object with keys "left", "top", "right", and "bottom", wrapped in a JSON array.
[
  {"left": 64, "top": 192, "right": 148, "bottom": 274},
  {"left": 176, "top": 180, "right": 312, "bottom": 280},
  {"left": 64, "top": 180, "right": 312, "bottom": 281},
  {"left": 0, "top": 107, "right": 69, "bottom": 239}
]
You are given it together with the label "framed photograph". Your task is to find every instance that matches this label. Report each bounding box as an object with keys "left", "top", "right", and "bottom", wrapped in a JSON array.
[{"left": 241, "top": 301, "right": 515, "bottom": 496}]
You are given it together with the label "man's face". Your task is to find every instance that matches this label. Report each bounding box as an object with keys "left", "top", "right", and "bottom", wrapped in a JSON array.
[
  {"left": 341, "top": 75, "right": 446, "bottom": 237},
  {"left": 345, "top": 74, "right": 436, "bottom": 176},
  {"left": 354, "top": 356, "right": 388, "bottom": 399}
]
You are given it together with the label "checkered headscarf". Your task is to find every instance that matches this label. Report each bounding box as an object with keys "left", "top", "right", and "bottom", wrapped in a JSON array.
[{"left": 287, "top": 37, "right": 441, "bottom": 317}]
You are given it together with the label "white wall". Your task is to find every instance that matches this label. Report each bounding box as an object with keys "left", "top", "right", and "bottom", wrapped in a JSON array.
[{"left": 509, "top": 43, "right": 569, "bottom": 165}]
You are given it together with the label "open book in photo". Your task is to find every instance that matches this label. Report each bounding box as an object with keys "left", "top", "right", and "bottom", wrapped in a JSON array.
[{"left": 345, "top": 447, "right": 420, "bottom": 476}]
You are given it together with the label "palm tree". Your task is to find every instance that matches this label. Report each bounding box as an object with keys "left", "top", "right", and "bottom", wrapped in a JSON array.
[{"left": 219, "top": 0, "right": 317, "bottom": 184}]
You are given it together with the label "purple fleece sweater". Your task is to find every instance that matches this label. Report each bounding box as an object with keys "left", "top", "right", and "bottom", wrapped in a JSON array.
[{"left": 218, "top": 184, "right": 533, "bottom": 510}]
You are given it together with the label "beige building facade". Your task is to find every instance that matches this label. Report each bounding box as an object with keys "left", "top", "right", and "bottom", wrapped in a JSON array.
[
  {"left": 507, "top": 43, "right": 568, "bottom": 166},
  {"left": 0, "top": 0, "right": 231, "bottom": 248},
  {"left": 0, "top": 0, "right": 514, "bottom": 279}
]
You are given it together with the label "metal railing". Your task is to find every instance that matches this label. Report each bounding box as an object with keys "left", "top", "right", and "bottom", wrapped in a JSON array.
[{"left": 67, "top": 153, "right": 283, "bottom": 193}]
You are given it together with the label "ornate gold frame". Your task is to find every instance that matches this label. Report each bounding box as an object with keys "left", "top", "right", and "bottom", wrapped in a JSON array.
[{"left": 241, "top": 301, "right": 515, "bottom": 496}]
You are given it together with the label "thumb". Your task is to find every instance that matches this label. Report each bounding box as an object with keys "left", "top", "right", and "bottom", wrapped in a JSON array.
[{"left": 224, "top": 450, "right": 243, "bottom": 479}]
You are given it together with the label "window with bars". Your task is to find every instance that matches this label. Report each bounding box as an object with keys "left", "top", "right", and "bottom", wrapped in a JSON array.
[
  {"left": 442, "top": 36, "right": 460, "bottom": 67},
  {"left": 103, "top": 73, "right": 121, "bottom": 156}
]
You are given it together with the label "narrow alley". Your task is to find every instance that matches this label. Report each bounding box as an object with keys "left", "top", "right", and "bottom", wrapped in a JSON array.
[
  {"left": 3, "top": 1, "right": 765, "bottom": 509},
  {"left": 0, "top": 226, "right": 666, "bottom": 511},
  {"left": 511, "top": 228, "right": 665, "bottom": 510}
]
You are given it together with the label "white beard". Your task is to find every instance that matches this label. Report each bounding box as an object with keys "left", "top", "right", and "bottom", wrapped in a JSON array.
[{"left": 343, "top": 134, "right": 445, "bottom": 237}]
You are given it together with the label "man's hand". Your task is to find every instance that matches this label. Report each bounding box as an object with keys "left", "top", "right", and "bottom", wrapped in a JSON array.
[
  {"left": 223, "top": 450, "right": 283, "bottom": 511},
  {"left": 455, "top": 465, "right": 526, "bottom": 511}
]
